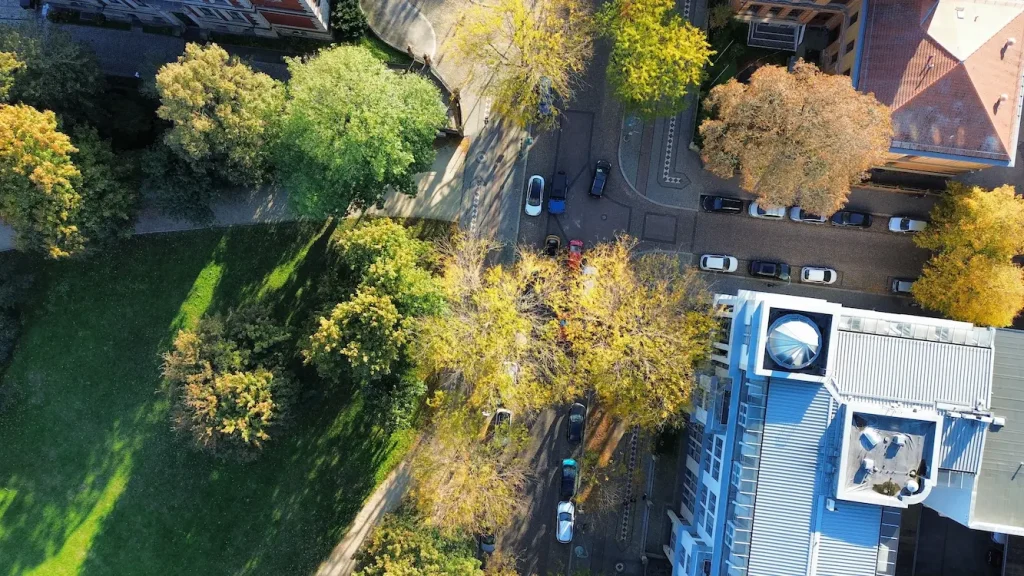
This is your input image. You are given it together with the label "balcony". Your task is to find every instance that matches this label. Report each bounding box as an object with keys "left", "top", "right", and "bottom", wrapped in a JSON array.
[
  {"left": 738, "top": 402, "right": 765, "bottom": 431},
  {"left": 747, "top": 21, "right": 804, "bottom": 51}
]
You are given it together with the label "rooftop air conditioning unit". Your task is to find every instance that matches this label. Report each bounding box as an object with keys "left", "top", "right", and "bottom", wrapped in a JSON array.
[
  {"left": 862, "top": 428, "right": 882, "bottom": 449},
  {"left": 862, "top": 458, "right": 875, "bottom": 472},
  {"left": 893, "top": 434, "right": 907, "bottom": 448}
]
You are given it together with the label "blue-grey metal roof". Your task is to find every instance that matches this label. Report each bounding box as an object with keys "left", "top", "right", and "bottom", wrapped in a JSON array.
[
  {"left": 747, "top": 380, "right": 831, "bottom": 576},
  {"left": 939, "top": 418, "right": 986, "bottom": 473},
  {"left": 831, "top": 330, "right": 994, "bottom": 409},
  {"left": 973, "top": 329, "right": 1024, "bottom": 529},
  {"left": 814, "top": 501, "right": 882, "bottom": 576}
]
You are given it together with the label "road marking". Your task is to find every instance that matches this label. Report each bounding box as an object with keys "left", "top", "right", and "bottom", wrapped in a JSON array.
[{"left": 662, "top": 116, "right": 683, "bottom": 185}]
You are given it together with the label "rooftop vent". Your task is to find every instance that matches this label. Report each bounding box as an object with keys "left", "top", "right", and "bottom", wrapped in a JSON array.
[
  {"left": 905, "top": 477, "right": 920, "bottom": 494},
  {"left": 766, "top": 314, "right": 822, "bottom": 370},
  {"left": 861, "top": 428, "right": 882, "bottom": 449}
]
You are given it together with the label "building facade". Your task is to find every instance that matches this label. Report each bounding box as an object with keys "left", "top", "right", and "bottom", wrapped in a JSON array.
[
  {"left": 44, "top": 0, "right": 331, "bottom": 40},
  {"left": 730, "top": 0, "right": 1024, "bottom": 176},
  {"left": 665, "top": 290, "right": 1023, "bottom": 576}
]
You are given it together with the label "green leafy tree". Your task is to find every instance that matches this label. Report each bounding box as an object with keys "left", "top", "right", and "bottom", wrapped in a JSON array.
[
  {"left": 597, "top": 0, "right": 714, "bottom": 118},
  {"left": 71, "top": 127, "right": 139, "bottom": 247},
  {"left": 141, "top": 143, "right": 218, "bottom": 224},
  {"left": 276, "top": 46, "right": 447, "bottom": 217},
  {"left": 0, "top": 104, "right": 83, "bottom": 258},
  {"left": 354, "top": 509, "right": 486, "bottom": 576},
  {"left": 451, "top": 0, "right": 594, "bottom": 128},
  {"left": 162, "top": 304, "right": 293, "bottom": 459},
  {"left": 700, "top": 61, "right": 892, "bottom": 216},
  {"left": 0, "top": 52, "right": 22, "bottom": 102},
  {"left": 912, "top": 183, "right": 1024, "bottom": 326},
  {"left": 305, "top": 288, "right": 408, "bottom": 382},
  {"left": 156, "top": 43, "right": 284, "bottom": 186},
  {"left": 0, "top": 24, "right": 104, "bottom": 126}
]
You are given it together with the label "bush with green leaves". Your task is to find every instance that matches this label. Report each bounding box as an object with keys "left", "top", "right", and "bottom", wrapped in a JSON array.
[
  {"left": 142, "top": 143, "right": 217, "bottom": 224},
  {"left": 163, "top": 303, "right": 293, "bottom": 459},
  {"left": 330, "top": 0, "right": 368, "bottom": 41},
  {"left": 71, "top": 127, "right": 139, "bottom": 248}
]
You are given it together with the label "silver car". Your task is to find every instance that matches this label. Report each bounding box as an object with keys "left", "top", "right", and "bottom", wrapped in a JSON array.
[
  {"left": 888, "top": 216, "right": 927, "bottom": 233},
  {"left": 749, "top": 201, "right": 786, "bottom": 219},
  {"left": 789, "top": 207, "right": 827, "bottom": 224},
  {"left": 699, "top": 254, "right": 738, "bottom": 273},
  {"left": 556, "top": 501, "right": 575, "bottom": 543}
]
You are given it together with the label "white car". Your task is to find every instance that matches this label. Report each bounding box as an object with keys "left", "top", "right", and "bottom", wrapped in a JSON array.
[
  {"left": 525, "top": 175, "right": 544, "bottom": 216},
  {"left": 556, "top": 501, "right": 575, "bottom": 543},
  {"left": 699, "top": 254, "right": 738, "bottom": 273},
  {"left": 888, "top": 216, "right": 927, "bottom": 233},
  {"left": 749, "top": 201, "right": 786, "bottom": 219},
  {"left": 789, "top": 207, "right": 828, "bottom": 224},
  {"left": 801, "top": 266, "right": 837, "bottom": 284}
]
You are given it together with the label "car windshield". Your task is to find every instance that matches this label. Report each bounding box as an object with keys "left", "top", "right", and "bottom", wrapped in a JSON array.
[
  {"left": 563, "top": 465, "right": 576, "bottom": 478},
  {"left": 570, "top": 413, "right": 583, "bottom": 422},
  {"left": 529, "top": 181, "right": 542, "bottom": 203}
]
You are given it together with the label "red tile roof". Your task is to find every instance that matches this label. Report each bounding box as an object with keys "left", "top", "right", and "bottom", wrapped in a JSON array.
[{"left": 858, "top": 0, "right": 1024, "bottom": 163}]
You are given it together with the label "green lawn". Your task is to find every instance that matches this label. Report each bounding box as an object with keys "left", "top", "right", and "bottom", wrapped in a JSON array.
[{"left": 0, "top": 222, "right": 416, "bottom": 576}]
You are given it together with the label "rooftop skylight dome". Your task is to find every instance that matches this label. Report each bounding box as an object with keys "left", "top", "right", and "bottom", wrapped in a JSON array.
[{"left": 766, "top": 314, "right": 822, "bottom": 370}]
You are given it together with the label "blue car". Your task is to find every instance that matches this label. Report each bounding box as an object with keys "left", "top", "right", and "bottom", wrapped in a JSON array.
[
  {"left": 560, "top": 458, "right": 578, "bottom": 500},
  {"left": 548, "top": 170, "right": 567, "bottom": 214}
]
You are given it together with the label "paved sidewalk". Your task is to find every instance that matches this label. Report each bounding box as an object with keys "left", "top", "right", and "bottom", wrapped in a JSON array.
[{"left": 314, "top": 459, "right": 415, "bottom": 576}]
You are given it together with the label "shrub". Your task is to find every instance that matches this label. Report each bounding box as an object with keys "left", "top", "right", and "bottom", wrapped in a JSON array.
[
  {"left": 330, "top": 0, "right": 368, "bottom": 41},
  {"left": 141, "top": 143, "right": 217, "bottom": 224},
  {"left": 163, "top": 303, "right": 293, "bottom": 459}
]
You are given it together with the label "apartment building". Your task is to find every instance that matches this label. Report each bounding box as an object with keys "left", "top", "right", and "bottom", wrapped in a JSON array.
[
  {"left": 665, "top": 290, "right": 1024, "bottom": 576},
  {"left": 729, "top": 0, "right": 1024, "bottom": 176},
  {"left": 44, "top": 0, "right": 331, "bottom": 39}
]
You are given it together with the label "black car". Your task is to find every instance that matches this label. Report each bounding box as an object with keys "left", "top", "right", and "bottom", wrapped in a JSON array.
[
  {"left": 590, "top": 160, "right": 611, "bottom": 197},
  {"left": 830, "top": 210, "right": 873, "bottom": 228},
  {"left": 544, "top": 234, "right": 561, "bottom": 257},
  {"left": 567, "top": 402, "right": 586, "bottom": 443},
  {"left": 560, "top": 459, "right": 579, "bottom": 500},
  {"left": 700, "top": 195, "right": 745, "bottom": 214},
  {"left": 749, "top": 260, "right": 791, "bottom": 282}
]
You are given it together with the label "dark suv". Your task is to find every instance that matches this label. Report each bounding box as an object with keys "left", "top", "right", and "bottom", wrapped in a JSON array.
[
  {"left": 700, "top": 195, "right": 745, "bottom": 214},
  {"left": 749, "top": 260, "right": 791, "bottom": 281},
  {"left": 830, "top": 210, "right": 873, "bottom": 228}
]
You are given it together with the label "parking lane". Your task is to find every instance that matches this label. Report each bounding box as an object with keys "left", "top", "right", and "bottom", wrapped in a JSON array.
[{"left": 692, "top": 211, "right": 931, "bottom": 292}]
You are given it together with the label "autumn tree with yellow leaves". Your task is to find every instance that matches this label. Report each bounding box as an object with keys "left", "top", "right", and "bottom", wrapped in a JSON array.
[
  {"left": 699, "top": 61, "right": 892, "bottom": 216},
  {"left": 912, "top": 183, "right": 1024, "bottom": 327},
  {"left": 451, "top": 0, "right": 594, "bottom": 128}
]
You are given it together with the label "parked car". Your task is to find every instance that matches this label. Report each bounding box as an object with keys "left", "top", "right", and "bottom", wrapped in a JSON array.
[
  {"left": 479, "top": 533, "right": 496, "bottom": 554},
  {"left": 545, "top": 234, "right": 561, "bottom": 256},
  {"left": 589, "top": 160, "right": 611, "bottom": 197},
  {"left": 525, "top": 175, "right": 544, "bottom": 216},
  {"left": 699, "top": 254, "right": 739, "bottom": 273},
  {"left": 560, "top": 459, "right": 579, "bottom": 500},
  {"left": 700, "top": 195, "right": 745, "bottom": 214},
  {"left": 831, "top": 210, "right": 873, "bottom": 228},
  {"left": 556, "top": 501, "right": 575, "bottom": 543},
  {"left": 548, "top": 170, "right": 567, "bottom": 214},
  {"left": 749, "top": 260, "right": 791, "bottom": 281},
  {"left": 888, "top": 216, "right": 927, "bottom": 234},
  {"left": 801, "top": 266, "right": 837, "bottom": 285},
  {"left": 567, "top": 402, "right": 586, "bottom": 443},
  {"left": 568, "top": 239, "right": 584, "bottom": 270},
  {"left": 748, "top": 202, "right": 786, "bottom": 219},
  {"left": 789, "top": 207, "right": 827, "bottom": 224},
  {"left": 891, "top": 278, "right": 915, "bottom": 294}
]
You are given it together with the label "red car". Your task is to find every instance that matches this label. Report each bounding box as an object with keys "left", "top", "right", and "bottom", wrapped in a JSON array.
[{"left": 568, "top": 239, "right": 584, "bottom": 270}]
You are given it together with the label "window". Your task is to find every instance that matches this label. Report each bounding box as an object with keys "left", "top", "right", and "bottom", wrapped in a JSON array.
[
  {"left": 696, "top": 485, "right": 708, "bottom": 528},
  {"left": 683, "top": 551, "right": 691, "bottom": 572},
  {"left": 705, "top": 492, "right": 718, "bottom": 534},
  {"left": 789, "top": 8, "right": 803, "bottom": 18},
  {"left": 226, "top": 10, "right": 245, "bottom": 22},
  {"left": 687, "top": 422, "right": 704, "bottom": 465},
  {"left": 710, "top": 436, "right": 724, "bottom": 481},
  {"left": 682, "top": 468, "right": 698, "bottom": 514},
  {"left": 849, "top": 10, "right": 859, "bottom": 25},
  {"left": 846, "top": 40, "right": 856, "bottom": 53}
]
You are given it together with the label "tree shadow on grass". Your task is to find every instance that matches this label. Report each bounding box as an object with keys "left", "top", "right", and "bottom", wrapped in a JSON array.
[{"left": 0, "top": 222, "right": 381, "bottom": 576}]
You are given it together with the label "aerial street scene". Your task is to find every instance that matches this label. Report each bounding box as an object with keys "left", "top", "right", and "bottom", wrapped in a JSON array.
[{"left": 3, "top": 0, "right": 1024, "bottom": 573}]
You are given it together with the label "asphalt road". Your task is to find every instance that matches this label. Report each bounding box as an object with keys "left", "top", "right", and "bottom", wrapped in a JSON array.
[{"left": 499, "top": 406, "right": 583, "bottom": 576}]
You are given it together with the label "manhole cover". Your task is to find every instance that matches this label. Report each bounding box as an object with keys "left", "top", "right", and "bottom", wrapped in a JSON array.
[
  {"left": 477, "top": 153, "right": 486, "bottom": 162},
  {"left": 615, "top": 562, "right": 625, "bottom": 573},
  {"left": 574, "top": 546, "right": 588, "bottom": 558},
  {"left": 601, "top": 214, "right": 608, "bottom": 221}
]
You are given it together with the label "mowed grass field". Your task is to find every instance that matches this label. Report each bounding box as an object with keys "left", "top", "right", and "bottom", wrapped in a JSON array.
[{"left": 0, "top": 222, "right": 419, "bottom": 576}]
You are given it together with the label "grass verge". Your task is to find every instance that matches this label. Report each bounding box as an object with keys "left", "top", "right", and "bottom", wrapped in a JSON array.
[{"left": 0, "top": 222, "right": 419, "bottom": 576}]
